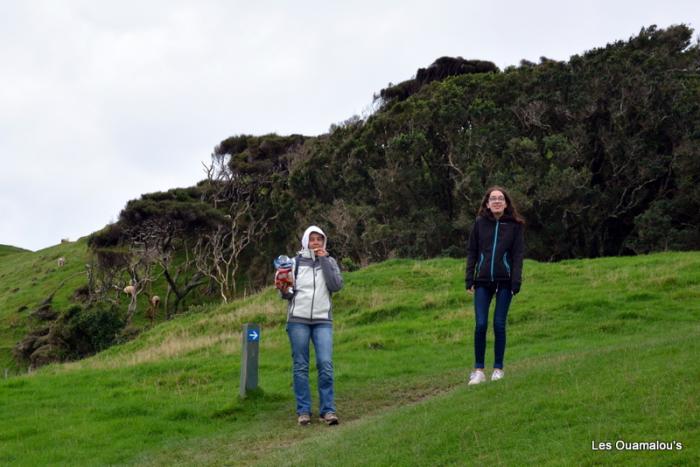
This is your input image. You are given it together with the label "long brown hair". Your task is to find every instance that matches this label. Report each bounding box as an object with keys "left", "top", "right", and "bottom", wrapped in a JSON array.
[{"left": 477, "top": 186, "right": 526, "bottom": 225}]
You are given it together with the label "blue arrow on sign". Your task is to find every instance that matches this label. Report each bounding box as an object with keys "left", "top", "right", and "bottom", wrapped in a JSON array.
[{"left": 247, "top": 329, "right": 259, "bottom": 341}]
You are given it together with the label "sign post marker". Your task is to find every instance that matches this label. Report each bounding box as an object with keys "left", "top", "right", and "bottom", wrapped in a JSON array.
[{"left": 240, "top": 323, "right": 260, "bottom": 398}]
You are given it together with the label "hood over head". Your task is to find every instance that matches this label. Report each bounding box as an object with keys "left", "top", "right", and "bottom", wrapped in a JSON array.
[{"left": 301, "top": 225, "right": 327, "bottom": 249}]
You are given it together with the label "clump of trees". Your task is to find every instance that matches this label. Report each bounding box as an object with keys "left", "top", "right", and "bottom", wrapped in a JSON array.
[
  {"left": 286, "top": 25, "right": 699, "bottom": 262},
  {"left": 86, "top": 135, "right": 304, "bottom": 314},
  {"left": 85, "top": 24, "right": 699, "bottom": 313}
]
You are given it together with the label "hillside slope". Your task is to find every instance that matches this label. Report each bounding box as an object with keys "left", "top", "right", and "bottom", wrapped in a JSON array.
[
  {"left": 0, "top": 252, "right": 698, "bottom": 465},
  {"left": 0, "top": 240, "right": 89, "bottom": 370},
  {"left": 0, "top": 245, "right": 30, "bottom": 258},
  {"left": 0, "top": 239, "right": 207, "bottom": 372}
]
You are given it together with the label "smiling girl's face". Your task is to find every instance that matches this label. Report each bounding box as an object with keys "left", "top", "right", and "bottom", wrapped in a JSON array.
[{"left": 487, "top": 190, "right": 507, "bottom": 217}]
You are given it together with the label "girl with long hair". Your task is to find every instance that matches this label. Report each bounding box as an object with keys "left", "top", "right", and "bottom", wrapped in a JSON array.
[{"left": 465, "top": 186, "right": 525, "bottom": 385}]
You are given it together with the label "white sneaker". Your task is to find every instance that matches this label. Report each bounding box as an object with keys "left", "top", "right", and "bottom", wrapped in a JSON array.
[
  {"left": 491, "top": 369, "right": 504, "bottom": 381},
  {"left": 468, "top": 370, "right": 486, "bottom": 385}
]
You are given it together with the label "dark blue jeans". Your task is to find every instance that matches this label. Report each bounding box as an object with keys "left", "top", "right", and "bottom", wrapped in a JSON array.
[
  {"left": 474, "top": 283, "right": 513, "bottom": 369},
  {"left": 286, "top": 322, "right": 336, "bottom": 416}
]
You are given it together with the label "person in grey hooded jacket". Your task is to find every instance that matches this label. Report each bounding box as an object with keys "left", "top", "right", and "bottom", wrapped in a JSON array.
[{"left": 277, "top": 225, "right": 344, "bottom": 425}]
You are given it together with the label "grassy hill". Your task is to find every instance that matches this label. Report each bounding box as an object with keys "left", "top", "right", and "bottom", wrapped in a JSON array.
[
  {"left": 1, "top": 252, "right": 699, "bottom": 465},
  {"left": 0, "top": 245, "right": 30, "bottom": 258},
  {"left": 0, "top": 239, "right": 206, "bottom": 372},
  {"left": 0, "top": 240, "right": 89, "bottom": 370}
]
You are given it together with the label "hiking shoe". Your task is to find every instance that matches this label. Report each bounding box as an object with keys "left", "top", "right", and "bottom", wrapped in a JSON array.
[
  {"left": 319, "top": 412, "right": 339, "bottom": 425},
  {"left": 491, "top": 369, "right": 504, "bottom": 381},
  {"left": 297, "top": 413, "right": 311, "bottom": 425},
  {"left": 468, "top": 370, "right": 486, "bottom": 385}
]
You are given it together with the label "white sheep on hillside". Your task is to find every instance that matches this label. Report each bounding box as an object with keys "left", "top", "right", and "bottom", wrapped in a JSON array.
[
  {"left": 57, "top": 257, "right": 65, "bottom": 267},
  {"left": 123, "top": 285, "right": 136, "bottom": 296}
]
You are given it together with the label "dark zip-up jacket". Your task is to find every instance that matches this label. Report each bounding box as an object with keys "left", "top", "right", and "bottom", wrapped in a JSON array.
[{"left": 465, "top": 214, "right": 525, "bottom": 292}]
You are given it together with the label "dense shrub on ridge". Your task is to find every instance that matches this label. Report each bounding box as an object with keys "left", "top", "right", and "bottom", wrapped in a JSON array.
[{"left": 94, "top": 24, "right": 700, "bottom": 296}]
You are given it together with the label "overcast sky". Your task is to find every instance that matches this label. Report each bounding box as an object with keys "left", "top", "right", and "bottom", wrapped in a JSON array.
[{"left": 1, "top": 1, "right": 698, "bottom": 251}]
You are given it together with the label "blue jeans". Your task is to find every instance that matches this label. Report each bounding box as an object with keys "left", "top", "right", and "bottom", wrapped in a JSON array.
[
  {"left": 286, "top": 322, "right": 336, "bottom": 416},
  {"left": 474, "top": 283, "right": 513, "bottom": 369}
]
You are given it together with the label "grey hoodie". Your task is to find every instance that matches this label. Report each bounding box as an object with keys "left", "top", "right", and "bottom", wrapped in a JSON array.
[{"left": 282, "top": 226, "right": 344, "bottom": 324}]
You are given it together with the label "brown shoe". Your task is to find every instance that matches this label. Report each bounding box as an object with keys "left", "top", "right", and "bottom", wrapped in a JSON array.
[
  {"left": 297, "top": 413, "right": 311, "bottom": 425},
  {"left": 319, "top": 412, "right": 339, "bottom": 425}
]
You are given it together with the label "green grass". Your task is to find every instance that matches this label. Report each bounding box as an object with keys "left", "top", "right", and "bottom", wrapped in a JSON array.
[
  {"left": 0, "top": 244, "right": 30, "bottom": 258},
  {"left": 0, "top": 239, "right": 206, "bottom": 373},
  {"left": 0, "top": 240, "right": 90, "bottom": 371},
  {"left": 0, "top": 252, "right": 699, "bottom": 465}
]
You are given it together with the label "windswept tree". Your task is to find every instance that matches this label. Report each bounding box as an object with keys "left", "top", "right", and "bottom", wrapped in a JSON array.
[
  {"left": 88, "top": 187, "right": 221, "bottom": 316},
  {"left": 117, "top": 189, "right": 222, "bottom": 314},
  {"left": 193, "top": 134, "right": 305, "bottom": 301}
]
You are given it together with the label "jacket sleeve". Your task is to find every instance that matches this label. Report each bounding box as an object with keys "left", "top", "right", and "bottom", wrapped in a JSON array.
[
  {"left": 465, "top": 218, "right": 480, "bottom": 289},
  {"left": 510, "top": 223, "right": 525, "bottom": 292},
  {"left": 320, "top": 256, "right": 344, "bottom": 292}
]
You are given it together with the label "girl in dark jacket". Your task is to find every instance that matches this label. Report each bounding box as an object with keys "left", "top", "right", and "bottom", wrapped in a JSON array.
[{"left": 465, "top": 186, "right": 525, "bottom": 385}]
